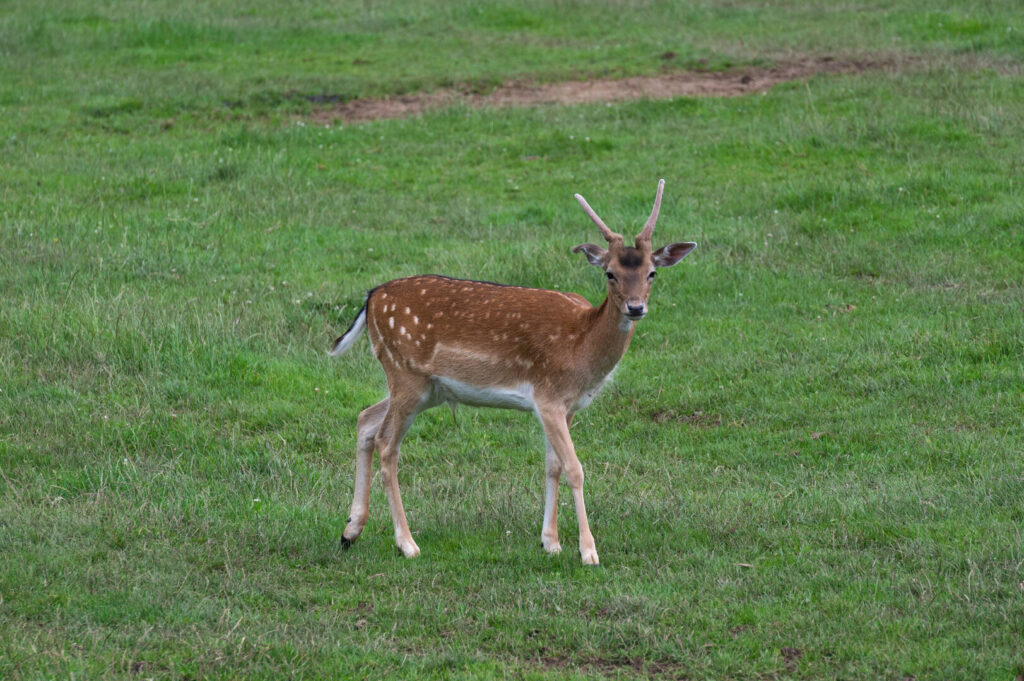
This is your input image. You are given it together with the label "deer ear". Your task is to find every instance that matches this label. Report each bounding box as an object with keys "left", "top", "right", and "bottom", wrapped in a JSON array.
[
  {"left": 653, "top": 242, "right": 697, "bottom": 268},
  {"left": 572, "top": 243, "right": 608, "bottom": 267}
]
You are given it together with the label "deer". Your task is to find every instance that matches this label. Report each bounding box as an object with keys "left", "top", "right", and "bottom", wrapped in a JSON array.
[{"left": 328, "top": 179, "right": 696, "bottom": 565}]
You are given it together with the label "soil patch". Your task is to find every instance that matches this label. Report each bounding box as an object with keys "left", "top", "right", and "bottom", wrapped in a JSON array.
[
  {"left": 538, "top": 654, "right": 689, "bottom": 680},
  {"left": 651, "top": 407, "right": 723, "bottom": 428},
  {"left": 310, "top": 56, "right": 896, "bottom": 124}
]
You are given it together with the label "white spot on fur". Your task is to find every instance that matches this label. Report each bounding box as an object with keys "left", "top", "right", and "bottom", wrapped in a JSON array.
[
  {"left": 404, "top": 307, "right": 410, "bottom": 315},
  {"left": 434, "top": 342, "right": 500, "bottom": 365},
  {"left": 388, "top": 317, "right": 394, "bottom": 329},
  {"left": 413, "top": 316, "right": 418, "bottom": 325}
]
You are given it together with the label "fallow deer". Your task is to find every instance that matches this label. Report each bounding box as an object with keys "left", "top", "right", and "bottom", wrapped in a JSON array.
[{"left": 329, "top": 179, "right": 696, "bottom": 565}]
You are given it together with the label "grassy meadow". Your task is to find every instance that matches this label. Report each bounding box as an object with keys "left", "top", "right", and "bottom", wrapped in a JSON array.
[{"left": 2, "top": 1, "right": 1023, "bottom": 679}]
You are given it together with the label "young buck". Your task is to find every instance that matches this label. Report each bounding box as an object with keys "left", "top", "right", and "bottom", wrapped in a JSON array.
[{"left": 329, "top": 179, "right": 696, "bottom": 565}]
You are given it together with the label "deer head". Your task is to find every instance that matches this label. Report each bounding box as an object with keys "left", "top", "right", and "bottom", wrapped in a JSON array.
[{"left": 572, "top": 179, "right": 697, "bottom": 319}]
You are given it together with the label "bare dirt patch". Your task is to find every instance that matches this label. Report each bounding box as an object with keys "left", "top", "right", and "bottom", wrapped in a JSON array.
[
  {"left": 538, "top": 654, "right": 689, "bottom": 680},
  {"left": 310, "top": 56, "right": 896, "bottom": 124},
  {"left": 651, "top": 407, "right": 723, "bottom": 428}
]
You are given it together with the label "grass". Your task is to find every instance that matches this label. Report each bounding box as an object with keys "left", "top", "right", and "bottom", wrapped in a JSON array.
[{"left": 2, "top": 1, "right": 1024, "bottom": 679}]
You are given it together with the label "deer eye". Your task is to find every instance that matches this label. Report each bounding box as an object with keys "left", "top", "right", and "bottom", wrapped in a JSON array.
[
  {"left": 605, "top": 271, "right": 616, "bottom": 281},
  {"left": 648, "top": 271, "right": 657, "bottom": 280}
]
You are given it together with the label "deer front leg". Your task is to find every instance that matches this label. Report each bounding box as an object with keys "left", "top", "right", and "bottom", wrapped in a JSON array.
[
  {"left": 541, "top": 435, "right": 562, "bottom": 554},
  {"left": 537, "top": 406, "right": 598, "bottom": 566},
  {"left": 342, "top": 398, "right": 389, "bottom": 547}
]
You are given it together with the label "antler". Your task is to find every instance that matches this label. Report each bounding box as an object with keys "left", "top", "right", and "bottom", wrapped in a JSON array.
[
  {"left": 635, "top": 178, "right": 665, "bottom": 248},
  {"left": 574, "top": 193, "right": 623, "bottom": 247}
]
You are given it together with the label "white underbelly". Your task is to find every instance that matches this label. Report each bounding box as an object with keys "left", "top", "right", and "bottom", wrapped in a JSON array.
[{"left": 430, "top": 376, "right": 536, "bottom": 412}]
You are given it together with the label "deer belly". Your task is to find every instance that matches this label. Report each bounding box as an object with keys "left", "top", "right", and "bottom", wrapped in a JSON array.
[{"left": 430, "top": 376, "right": 536, "bottom": 411}]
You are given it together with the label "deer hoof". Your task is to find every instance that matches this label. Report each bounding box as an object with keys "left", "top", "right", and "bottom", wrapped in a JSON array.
[{"left": 397, "top": 538, "right": 421, "bottom": 559}]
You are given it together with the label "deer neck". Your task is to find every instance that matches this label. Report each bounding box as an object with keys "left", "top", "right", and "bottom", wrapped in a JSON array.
[{"left": 579, "top": 296, "right": 636, "bottom": 379}]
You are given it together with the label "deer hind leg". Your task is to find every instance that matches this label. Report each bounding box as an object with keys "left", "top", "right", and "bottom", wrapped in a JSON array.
[
  {"left": 375, "top": 379, "right": 429, "bottom": 558},
  {"left": 342, "top": 398, "right": 389, "bottom": 546},
  {"left": 537, "top": 406, "right": 598, "bottom": 565}
]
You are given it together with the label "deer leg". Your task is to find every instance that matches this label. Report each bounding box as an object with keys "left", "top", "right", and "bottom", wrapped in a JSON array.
[
  {"left": 540, "top": 413, "right": 571, "bottom": 554},
  {"left": 537, "top": 406, "right": 598, "bottom": 565},
  {"left": 375, "top": 383, "right": 428, "bottom": 558},
  {"left": 342, "top": 398, "right": 389, "bottom": 546}
]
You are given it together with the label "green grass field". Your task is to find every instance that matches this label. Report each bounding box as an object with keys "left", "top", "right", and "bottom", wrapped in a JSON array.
[{"left": 2, "top": 1, "right": 1023, "bottom": 678}]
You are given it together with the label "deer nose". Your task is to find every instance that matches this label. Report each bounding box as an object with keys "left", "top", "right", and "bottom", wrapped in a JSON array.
[{"left": 626, "top": 303, "right": 647, "bottom": 318}]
